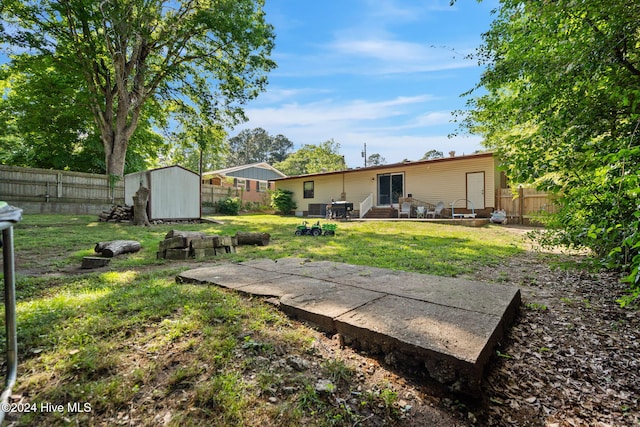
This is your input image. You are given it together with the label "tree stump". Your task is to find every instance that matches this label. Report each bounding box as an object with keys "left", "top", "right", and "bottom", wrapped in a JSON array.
[
  {"left": 132, "top": 185, "right": 151, "bottom": 226},
  {"left": 95, "top": 240, "right": 141, "bottom": 258},
  {"left": 235, "top": 232, "right": 271, "bottom": 246}
]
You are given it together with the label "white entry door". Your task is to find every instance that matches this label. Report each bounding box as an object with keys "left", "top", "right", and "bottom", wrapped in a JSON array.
[{"left": 466, "top": 172, "right": 485, "bottom": 210}]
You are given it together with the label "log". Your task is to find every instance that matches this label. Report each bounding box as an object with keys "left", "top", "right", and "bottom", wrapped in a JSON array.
[
  {"left": 164, "top": 230, "right": 207, "bottom": 249},
  {"left": 235, "top": 232, "right": 271, "bottom": 246},
  {"left": 98, "top": 205, "right": 133, "bottom": 223},
  {"left": 190, "top": 236, "right": 220, "bottom": 249},
  {"left": 95, "top": 240, "right": 141, "bottom": 258},
  {"left": 165, "top": 248, "right": 190, "bottom": 260},
  {"left": 159, "top": 236, "right": 188, "bottom": 251},
  {"left": 81, "top": 256, "right": 111, "bottom": 269},
  {"left": 165, "top": 230, "right": 207, "bottom": 240}
]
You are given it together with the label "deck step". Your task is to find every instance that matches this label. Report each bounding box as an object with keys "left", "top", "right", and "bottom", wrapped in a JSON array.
[{"left": 364, "top": 207, "right": 396, "bottom": 219}]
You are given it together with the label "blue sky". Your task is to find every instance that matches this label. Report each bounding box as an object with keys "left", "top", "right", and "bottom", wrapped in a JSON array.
[
  {"left": 234, "top": 0, "right": 499, "bottom": 167},
  {"left": 0, "top": 0, "right": 499, "bottom": 169}
]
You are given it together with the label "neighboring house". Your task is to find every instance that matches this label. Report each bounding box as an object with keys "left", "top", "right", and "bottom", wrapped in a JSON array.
[
  {"left": 202, "top": 162, "right": 286, "bottom": 204},
  {"left": 272, "top": 152, "right": 505, "bottom": 218},
  {"left": 125, "top": 165, "right": 201, "bottom": 220}
]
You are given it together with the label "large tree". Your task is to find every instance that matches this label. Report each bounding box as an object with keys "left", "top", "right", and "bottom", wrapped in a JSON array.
[
  {"left": 0, "top": 0, "right": 276, "bottom": 177},
  {"left": 273, "top": 139, "right": 346, "bottom": 176},
  {"left": 0, "top": 55, "right": 162, "bottom": 173},
  {"left": 226, "top": 128, "right": 293, "bottom": 167},
  {"left": 162, "top": 122, "right": 227, "bottom": 173},
  {"left": 461, "top": 1, "right": 640, "bottom": 301}
]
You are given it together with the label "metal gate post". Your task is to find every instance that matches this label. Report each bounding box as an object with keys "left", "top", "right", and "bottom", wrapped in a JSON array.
[{"left": 0, "top": 205, "right": 21, "bottom": 424}]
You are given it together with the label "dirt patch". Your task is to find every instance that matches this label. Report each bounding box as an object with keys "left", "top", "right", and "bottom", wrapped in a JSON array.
[{"left": 471, "top": 252, "right": 639, "bottom": 426}]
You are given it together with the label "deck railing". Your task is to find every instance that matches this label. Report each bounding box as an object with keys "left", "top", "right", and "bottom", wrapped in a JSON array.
[{"left": 359, "top": 193, "right": 373, "bottom": 218}]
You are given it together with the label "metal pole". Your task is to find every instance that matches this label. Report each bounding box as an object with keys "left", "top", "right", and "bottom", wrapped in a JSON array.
[
  {"left": 361, "top": 143, "right": 367, "bottom": 167},
  {"left": 0, "top": 223, "right": 18, "bottom": 424}
]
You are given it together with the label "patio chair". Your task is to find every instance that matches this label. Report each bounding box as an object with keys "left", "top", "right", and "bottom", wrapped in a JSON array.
[
  {"left": 398, "top": 202, "right": 412, "bottom": 218},
  {"left": 425, "top": 201, "right": 444, "bottom": 218},
  {"left": 450, "top": 199, "right": 476, "bottom": 218},
  {"left": 416, "top": 206, "right": 426, "bottom": 218}
]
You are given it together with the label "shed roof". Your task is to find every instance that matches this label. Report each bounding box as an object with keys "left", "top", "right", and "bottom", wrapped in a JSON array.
[{"left": 125, "top": 164, "right": 199, "bottom": 177}]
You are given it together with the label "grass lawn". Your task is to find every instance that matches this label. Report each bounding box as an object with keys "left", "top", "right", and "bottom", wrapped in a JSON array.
[{"left": 1, "top": 214, "right": 531, "bottom": 426}]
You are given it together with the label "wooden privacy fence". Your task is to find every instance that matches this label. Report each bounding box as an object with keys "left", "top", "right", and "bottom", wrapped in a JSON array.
[
  {"left": 201, "top": 183, "right": 234, "bottom": 206},
  {"left": 496, "top": 187, "right": 557, "bottom": 224},
  {"left": 0, "top": 165, "right": 124, "bottom": 204},
  {"left": 1, "top": 166, "right": 270, "bottom": 214}
]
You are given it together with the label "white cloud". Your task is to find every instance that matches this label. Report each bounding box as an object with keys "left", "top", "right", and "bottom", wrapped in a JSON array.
[
  {"left": 233, "top": 94, "right": 483, "bottom": 167},
  {"left": 338, "top": 133, "right": 484, "bottom": 166},
  {"left": 257, "top": 87, "right": 333, "bottom": 104},
  {"left": 413, "top": 111, "right": 452, "bottom": 127},
  {"left": 359, "top": 0, "right": 457, "bottom": 28},
  {"left": 242, "top": 94, "right": 434, "bottom": 127}
]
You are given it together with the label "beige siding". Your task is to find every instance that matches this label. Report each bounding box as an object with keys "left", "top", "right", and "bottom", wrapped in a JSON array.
[
  {"left": 404, "top": 156, "right": 497, "bottom": 209},
  {"left": 276, "top": 175, "right": 344, "bottom": 215},
  {"left": 275, "top": 155, "right": 499, "bottom": 216}
]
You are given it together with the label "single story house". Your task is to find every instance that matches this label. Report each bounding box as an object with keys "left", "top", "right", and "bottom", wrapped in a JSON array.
[
  {"left": 272, "top": 152, "right": 505, "bottom": 218},
  {"left": 125, "top": 165, "right": 201, "bottom": 220},
  {"left": 202, "top": 162, "right": 286, "bottom": 204}
]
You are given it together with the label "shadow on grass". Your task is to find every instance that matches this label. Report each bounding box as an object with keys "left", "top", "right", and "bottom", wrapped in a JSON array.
[{"left": 4, "top": 269, "right": 294, "bottom": 425}]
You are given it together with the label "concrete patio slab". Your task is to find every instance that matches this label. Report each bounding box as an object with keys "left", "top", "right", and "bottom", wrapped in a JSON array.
[
  {"left": 333, "top": 295, "right": 510, "bottom": 392},
  {"left": 176, "top": 264, "right": 287, "bottom": 290},
  {"left": 177, "top": 257, "right": 521, "bottom": 395}
]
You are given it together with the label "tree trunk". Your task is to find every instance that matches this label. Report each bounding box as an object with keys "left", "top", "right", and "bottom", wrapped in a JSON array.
[
  {"left": 235, "top": 232, "right": 271, "bottom": 246},
  {"left": 94, "top": 240, "right": 141, "bottom": 258},
  {"left": 104, "top": 132, "right": 129, "bottom": 177},
  {"left": 133, "top": 185, "right": 151, "bottom": 226}
]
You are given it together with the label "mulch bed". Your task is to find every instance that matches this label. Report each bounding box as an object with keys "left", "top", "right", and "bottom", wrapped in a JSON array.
[{"left": 472, "top": 254, "right": 639, "bottom": 426}]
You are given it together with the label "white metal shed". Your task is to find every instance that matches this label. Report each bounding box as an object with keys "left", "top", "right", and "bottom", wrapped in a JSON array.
[{"left": 125, "top": 165, "right": 200, "bottom": 220}]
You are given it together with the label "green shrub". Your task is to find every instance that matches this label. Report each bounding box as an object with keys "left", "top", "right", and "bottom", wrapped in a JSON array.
[
  {"left": 270, "top": 189, "right": 296, "bottom": 215},
  {"left": 217, "top": 197, "right": 241, "bottom": 215}
]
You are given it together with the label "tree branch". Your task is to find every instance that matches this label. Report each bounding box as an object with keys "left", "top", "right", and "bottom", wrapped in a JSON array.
[{"left": 584, "top": 18, "right": 640, "bottom": 78}]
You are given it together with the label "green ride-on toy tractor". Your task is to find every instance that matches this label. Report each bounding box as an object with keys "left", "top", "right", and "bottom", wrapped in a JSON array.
[
  {"left": 295, "top": 221, "right": 337, "bottom": 236},
  {"left": 321, "top": 223, "right": 337, "bottom": 236},
  {"left": 295, "top": 221, "right": 323, "bottom": 236}
]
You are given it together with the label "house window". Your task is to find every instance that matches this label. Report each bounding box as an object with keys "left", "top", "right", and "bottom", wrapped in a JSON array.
[
  {"left": 235, "top": 178, "right": 246, "bottom": 189},
  {"left": 258, "top": 181, "right": 267, "bottom": 192},
  {"left": 303, "top": 181, "right": 314, "bottom": 198},
  {"left": 245, "top": 180, "right": 251, "bottom": 192}
]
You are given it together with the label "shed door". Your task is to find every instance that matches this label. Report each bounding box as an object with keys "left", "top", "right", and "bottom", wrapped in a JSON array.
[{"left": 466, "top": 172, "right": 485, "bottom": 210}]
